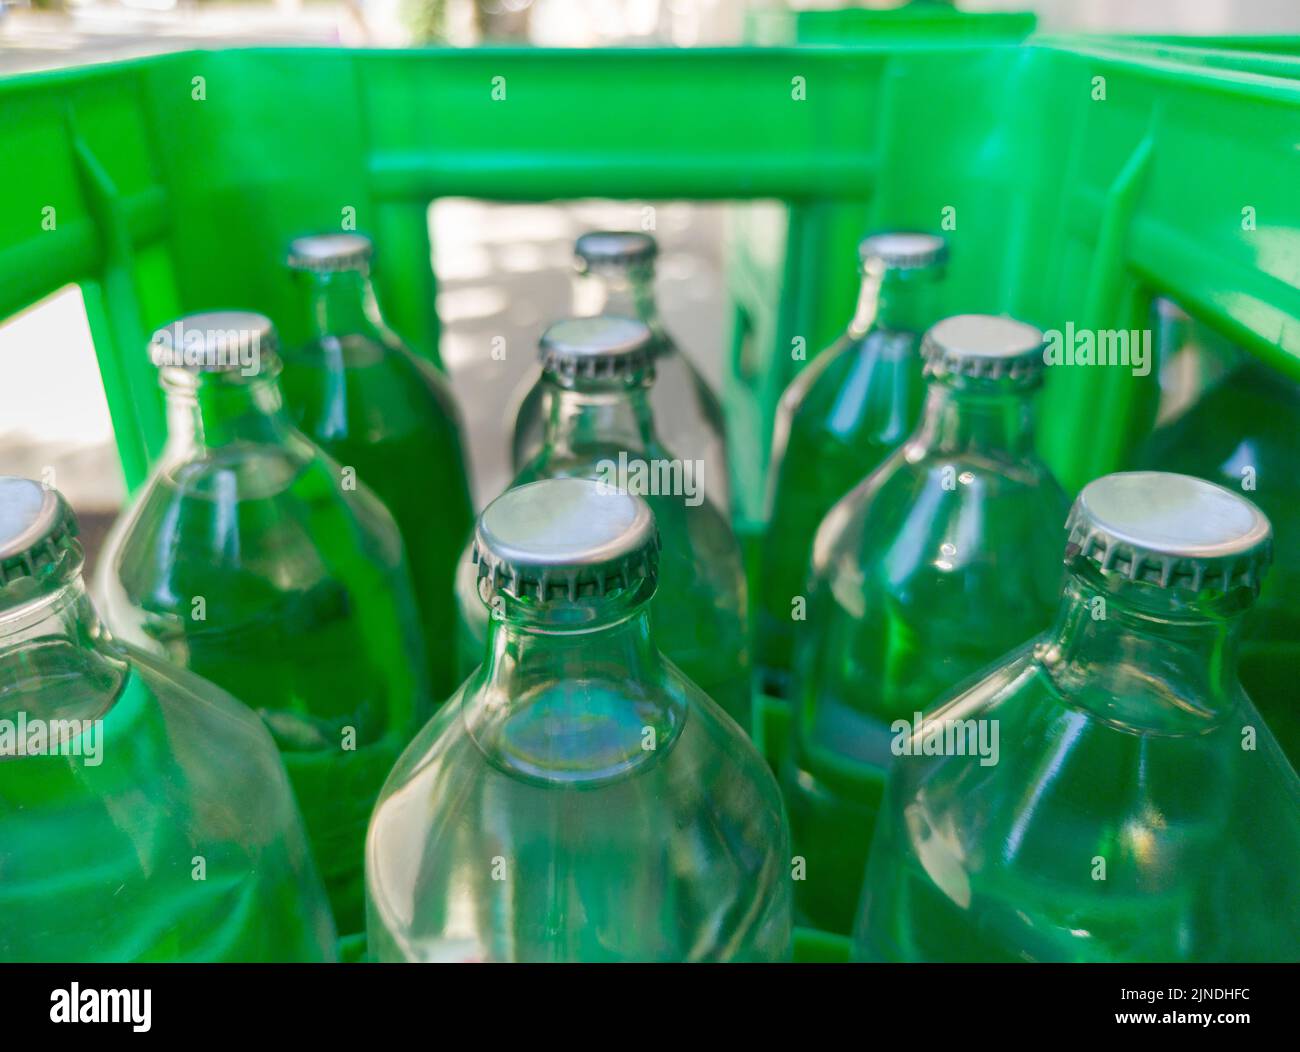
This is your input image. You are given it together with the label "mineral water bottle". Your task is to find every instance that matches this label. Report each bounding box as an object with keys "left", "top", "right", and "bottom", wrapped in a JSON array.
[
  {"left": 786, "top": 314, "right": 1068, "bottom": 933},
  {"left": 281, "top": 233, "right": 474, "bottom": 698},
  {"left": 0, "top": 476, "right": 336, "bottom": 962},
  {"left": 1137, "top": 360, "right": 1300, "bottom": 768},
  {"left": 368, "top": 478, "right": 791, "bottom": 962},
  {"left": 97, "top": 311, "right": 432, "bottom": 935},
  {"left": 855, "top": 472, "right": 1300, "bottom": 962},
  {"left": 458, "top": 316, "right": 751, "bottom": 728},
  {"left": 510, "top": 231, "right": 729, "bottom": 512},
  {"left": 759, "top": 232, "right": 947, "bottom": 696}
]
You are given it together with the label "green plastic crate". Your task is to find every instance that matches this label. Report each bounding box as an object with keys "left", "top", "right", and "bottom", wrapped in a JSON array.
[
  {"left": 720, "top": 33, "right": 1300, "bottom": 528},
  {"left": 744, "top": 4, "right": 1037, "bottom": 48},
  {"left": 2, "top": 30, "right": 1298, "bottom": 963}
]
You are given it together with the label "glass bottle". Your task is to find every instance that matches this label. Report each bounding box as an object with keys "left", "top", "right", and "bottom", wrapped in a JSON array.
[
  {"left": 458, "top": 316, "right": 751, "bottom": 729},
  {"left": 510, "top": 230, "right": 730, "bottom": 512},
  {"left": 96, "top": 311, "right": 432, "bottom": 936},
  {"left": 758, "top": 232, "right": 947, "bottom": 697},
  {"left": 785, "top": 314, "right": 1069, "bottom": 933},
  {"left": 855, "top": 472, "right": 1300, "bottom": 962},
  {"left": 0, "top": 476, "right": 336, "bottom": 962},
  {"left": 281, "top": 233, "right": 474, "bottom": 699},
  {"left": 369, "top": 477, "right": 791, "bottom": 962},
  {"left": 1136, "top": 359, "right": 1300, "bottom": 768}
]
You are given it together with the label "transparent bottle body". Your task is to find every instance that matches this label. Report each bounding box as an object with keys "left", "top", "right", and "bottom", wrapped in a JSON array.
[
  {"left": 368, "top": 597, "right": 791, "bottom": 962},
  {"left": 854, "top": 567, "right": 1300, "bottom": 962},
  {"left": 97, "top": 375, "right": 431, "bottom": 934},
  {"left": 759, "top": 265, "right": 939, "bottom": 696},
  {"left": 459, "top": 386, "right": 750, "bottom": 729},
  {"left": 784, "top": 380, "right": 1069, "bottom": 933},
  {"left": 0, "top": 582, "right": 336, "bottom": 962},
  {"left": 510, "top": 265, "right": 730, "bottom": 513},
  {"left": 279, "top": 269, "right": 475, "bottom": 699},
  {"left": 1136, "top": 362, "right": 1300, "bottom": 769}
]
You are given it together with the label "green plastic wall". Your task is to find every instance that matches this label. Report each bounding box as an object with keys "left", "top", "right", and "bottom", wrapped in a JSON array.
[{"left": 3, "top": 41, "right": 1298, "bottom": 508}]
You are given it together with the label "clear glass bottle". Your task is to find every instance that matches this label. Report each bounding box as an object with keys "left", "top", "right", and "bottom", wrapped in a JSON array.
[
  {"left": 855, "top": 472, "right": 1300, "bottom": 962},
  {"left": 759, "top": 232, "right": 947, "bottom": 697},
  {"left": 459, "top": 316, "right": 751, "bottom": 729},
  {"left": 0, "top": 476, "right": 336, "bottom": 962},
  {"left": 785, "top": 314, "right": 1069, "bottom": 933},
  {"left": 369, "top": 477, "right": 791, "bottom": 962},
  {"left": 1136, "top": 359, "right": 1300, "bottom": 768},
  {"left": 510, "top": 230, "right": 730, "bottom": 512},
  {"left": 281, "top": 233, "right": 475, "bottom": 699},
  {"left": 96, "top": 311, "right": 432, "bottom": 936}
]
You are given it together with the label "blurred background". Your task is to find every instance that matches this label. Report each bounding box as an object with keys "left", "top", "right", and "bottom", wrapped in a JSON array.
[
  {"left": 4, "top": 0, "right": 1300, "bottom": 63},
  {"left": 2, "top": 0, "right": 1298, "bottom": 568}
]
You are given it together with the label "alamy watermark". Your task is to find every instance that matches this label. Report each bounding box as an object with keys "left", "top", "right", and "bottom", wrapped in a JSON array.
[
  {"left": 594, "top": 451, "right": 705, "bottom": 508},
  {"left": 0, "top": 712, "right": 103, "bottom": 765},
  {"left": 51, "top": 983, "right": 151, "bottom": 1032},
  {"left": 1043, "top": 322, "right": 1151, "bottom": 377},
  {"left": 891, "top": 711, "right": 999, "bottom": 767},
  {"left": 150, "top": 321, "right": 262, "bottom": 376}
]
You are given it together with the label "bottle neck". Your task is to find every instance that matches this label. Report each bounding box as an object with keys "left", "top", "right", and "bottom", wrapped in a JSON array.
[
  {"left": 574, "top": 264, "right": 661, "bottom": 334},
  {"left": 298, "top": 268, "right": 386, "bottom": 341},
  {"left": 541, "top": 378, "right": 658, "bottom": 457},
  {"left": 478, "top": 595, "right": 661, "bottom": 693},
  {"left": 162, "top": 367, "right": 296, "bottom": 455},
  {"left": 909, "top": 379, "right": 1039, "bottom": 458},
  {"left": 1039, "top": 562, "right": 1249, "bottom": 734},
  {"left": 465, "top": 585, "right": 678, "bottom": 784},
  {"left": 848, "top": 265, "right": 940, "bottom": 340},
  {"left": 0, "top": 571, "right": 122, "bottom": 725}
]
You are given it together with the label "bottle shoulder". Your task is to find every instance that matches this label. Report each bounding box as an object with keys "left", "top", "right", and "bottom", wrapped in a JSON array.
[
  {"left": 118, "top": 640, "right": 280, "bottom": 737},
  {"left": 1, "top": 635, "right": 305, "bottom": 823},
  {"left": 888, "top": 641, "right": 1300, "bottom": 838},
  {"left": 106, "top": 446, "right": 404, "bottom": 571},
  {"left": 281, "top": 335, "right": 464, "bottom": 435},
  {"left": 379, "top": 663, "right": 782, "bottom": 814},
  {"left": 781, "top": 331, "right": 918, "bottom": 420},
  {"left": 812, "top": 447, "right": 1069, "bottom": 582},
  {"left": 160, "top": 441, "right": 314, "bottom": 498},
  {"left": 96, "top": 461, "right": 413, "bottom": 674},
  {"left": 781, "top": 335, "right": 857, "bottom": 408}
]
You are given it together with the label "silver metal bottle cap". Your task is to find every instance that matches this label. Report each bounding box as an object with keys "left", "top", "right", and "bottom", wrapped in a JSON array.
[
  {"left": 575, "top": 231, "right": 657, "bottom": 271},
  {"left": 0, "top": 477, "right": 82, "bottom": 589},
  {"left": 150, "top": 311, "right": 278, "bottom": 373},
  {"left": 538, "top": 315, "right": 656, "bottom": 386},
  {"left": 286, "top": 233, "right": 374, "bottom": 272},
  {"left": 921, "top": 313, "right": 1046, "bottom": 386},
  {"left": 1065, "top": 471, "right": 1272, "bottom": 593},
  {"left": 858, "top": 231, "right": 948, "bottom": 271},
  {"left": 471, "top": 478, "right": 660, "bottom": 605}
]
